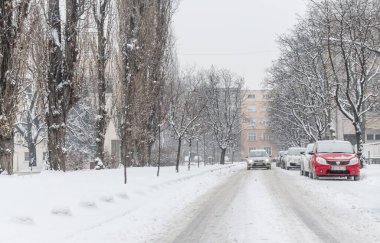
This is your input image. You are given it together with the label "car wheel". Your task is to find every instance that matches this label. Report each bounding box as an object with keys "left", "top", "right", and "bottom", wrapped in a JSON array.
[
  {"left": 300, "top": 170, "right": 304, "bottom": 176},
  {"left": 305, "top": 171, "right": 309, "bottom": 177},
  {"left": 286, "top": 166, "right": 289, "bottom": 170},
  {"left": 309, "top": 171, "right": 314, "bottom": 179},
  {"left": 354, "top": 175, "right": 360, "bottom": 181}
]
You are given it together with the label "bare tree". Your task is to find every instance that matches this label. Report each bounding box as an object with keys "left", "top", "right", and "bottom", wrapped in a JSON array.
[
  {"left": 0, "top": 0, "right": 32, "bottom": 174},
  {"left": 311, "top": 0, "right": 380, "bottom": 165},
  {"left": 167, "top": 70, "right": 205, "bottom": 173},
  {"left": 201, "top": 67, "right": 244, "bottom": 164},
  {"left": 92, "top": 0, "right": 112, "bottom": 168},
  {"left": 45, "top": 0, "right": 86, "bottom": 171}
]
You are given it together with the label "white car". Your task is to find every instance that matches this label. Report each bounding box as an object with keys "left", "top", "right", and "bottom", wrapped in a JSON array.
[
  {"left": 300, "top": 143, "right": 314, "bottom": 176},
  {"left": 284, "top": 147, "right": 305, "bottom": 170},
  {"left": 246, "top": 150, "right": 271, "bottom": 170}
]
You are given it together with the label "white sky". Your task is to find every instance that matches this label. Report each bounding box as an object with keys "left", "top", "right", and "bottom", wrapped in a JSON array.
[{"left": 173, "top": 0, "right": 308, "bottom": 89}]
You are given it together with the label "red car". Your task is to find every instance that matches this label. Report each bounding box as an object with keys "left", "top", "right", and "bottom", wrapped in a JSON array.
[{"left": 309, "top": 140, "right": 360, "bottom": 181}]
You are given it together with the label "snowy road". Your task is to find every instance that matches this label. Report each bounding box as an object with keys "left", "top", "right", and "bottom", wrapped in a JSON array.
[{"left": 157, "top": 166, "right": 380, "bottom": 243}]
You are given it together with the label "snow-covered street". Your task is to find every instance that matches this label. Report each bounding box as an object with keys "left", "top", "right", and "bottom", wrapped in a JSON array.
[
  {"left": 157, "top": 165, "right": 380, "bottom": 242},
  {"left": 2, "top": 163, "right": 380, "bottom": 243}
]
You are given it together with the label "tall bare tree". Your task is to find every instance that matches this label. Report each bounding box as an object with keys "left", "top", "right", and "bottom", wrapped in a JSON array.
[
  {"left": 46, "top": 0, "right": 86, "bottom": 171},
  {"left": 91, "top": 0, "right": 112, "bottom": 167},
  {"left": 0, "top": 0, "right": 31, "bottom": 174}
]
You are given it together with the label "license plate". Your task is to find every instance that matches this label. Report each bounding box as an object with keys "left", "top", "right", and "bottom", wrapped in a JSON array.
[{"left": 331, "top": 166, "right": 346, "bottom": 171}]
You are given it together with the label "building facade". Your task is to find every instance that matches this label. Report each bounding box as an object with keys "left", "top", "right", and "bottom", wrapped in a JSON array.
[{"left": 240, "top": 90, "right": 279, "bottom": 158}]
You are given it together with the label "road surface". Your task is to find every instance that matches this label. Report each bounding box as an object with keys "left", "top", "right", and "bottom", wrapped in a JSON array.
[{"left": 157, "top": 166, "right": 380, "bottom": 243}]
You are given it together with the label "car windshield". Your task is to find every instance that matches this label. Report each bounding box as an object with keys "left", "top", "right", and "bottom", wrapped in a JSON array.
[
  {"left": 307, "top": 144, "right": 314, "bottom": 153},
  {"left": 249, "top": 151, "right": 268, "bottom": 157},
  {"left": 288, "top": 148, "right": 305, "bottom": 155},
  {"left": 317, "top": 142, "right": 354, "bottom": 153}
]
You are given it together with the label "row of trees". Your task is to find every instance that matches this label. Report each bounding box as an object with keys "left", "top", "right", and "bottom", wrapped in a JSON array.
[
  {"left": 266, "top": 0, "right": 380, "bottom": 164},
  {"left": 0, "top": 0, "right": 244, "bottom": 181},
  {"left": 0, "top": 0, "right": 175, "bottom": 175}
]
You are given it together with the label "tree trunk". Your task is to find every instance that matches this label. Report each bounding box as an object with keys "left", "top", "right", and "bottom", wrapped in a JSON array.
[
  {"left": 354, "top": 122, "right": 364, "bottom": 168},
  {"left": 175, "top": 138, "right": 182, "bottom": 173},
  {"left": 121, "top": 138, "right": 127, "bottom": 184},
  {"left": 95, "top": 64, "right": 106, "bottom": 167},
  {"left": 28, "top": 142, "right": 37, "bottom": 170},
  {"left": 147, "top": 142, "right": 153, "bottom": 167},
  {"left": 157, "top": 126, "right": 161, "bottom": 176},
  {"left": 0, "top": 134, "right": 14, "bottom": 174},
  {"left": 220, "top": 148, "right": 226, "bottom": 165},
  {"left": 188, "top": 139, "right": 192, "bottom": 171},
  {"left": 197, "top": 140, "right": 199, "bottom": 168},
  {"left": 203, "top": 133, "right": 206, "bottom": 166},
  {"left": 94, "top": 0, "right": 109, "bottom": 168},
  {"left": 47, "top": 114, "right": 66, "bottom": 171}
]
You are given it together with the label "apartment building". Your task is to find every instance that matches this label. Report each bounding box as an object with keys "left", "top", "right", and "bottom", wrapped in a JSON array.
[
  {"left": 240, "top": 90, "right": 279, "bottom": 158},
  {"left": 335, "top": 108, "right": 380, "bottom": 144}
]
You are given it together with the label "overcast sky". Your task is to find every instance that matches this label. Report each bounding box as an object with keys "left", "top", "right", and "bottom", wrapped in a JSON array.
[{"left": 173, "top": 0, "right": 308, "bottom": 89}]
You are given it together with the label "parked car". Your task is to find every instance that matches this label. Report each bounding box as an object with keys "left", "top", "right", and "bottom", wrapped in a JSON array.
[
  {"left": 246, "top": 149, "right": 271, "bottom": 170},
  {"left": 276, "top": 151, "right": 286, "bottom": 167},
  {"left": 309, "top": 140, "right": 360, "bottom": 180},
  {"left": 300, "top": 143, "right": 314, "bottom": 176},
  {"left": 283, "top": 147, "right": 305, "bottom": 170}
]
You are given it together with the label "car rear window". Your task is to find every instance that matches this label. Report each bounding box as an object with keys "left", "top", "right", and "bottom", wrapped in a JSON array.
[
  {"left": 317, "top": 142, "right": 354, "bottom": 153},
  {"left": 288, "top": 148, "right": 305, "bottom": 155},
  {"left": 249, "top": 151, "right": 268, "bottom": 157}
]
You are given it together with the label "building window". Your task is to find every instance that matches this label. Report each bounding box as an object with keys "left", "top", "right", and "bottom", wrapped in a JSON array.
[
  {"left": 264, "top": 147, "right": 272, "bottom": 156},
  {"left": 376, "top": 134, "right": 380, "bottom": 140},
  {"left": 248, "top": 132, "right": 256, "bottom": 141},
  {"left": 247, "top": 94, "right": 255, "bottom": 99},
  {"left": 261, "top": 106, "right": 268, "bottom": 112},
  {"left": 248, "top": 105, "right": 256, "bottom": 112},
  {"left": 263, "top": 94, "right": 270, "bottom": 99},
  {"left": 24, "top": 152, "right": 30, "bottom": 162},
  {"left": 367, "top": 134, "right": 374, "bottom": 140},
  {"left": 111, "top": 140, "right": 121, "bottom": 161},
  {"left": 264, "top": 133, "right": 271, "bottom": 141},
  {"left": 248, "top": 118, "right": 256, "bottom": 127},
  {"left": 261, "top": 120, "right": 269, "bottom": 127},
  {"left": 248, "top": 147, "right": 255, "bottom": 152}
]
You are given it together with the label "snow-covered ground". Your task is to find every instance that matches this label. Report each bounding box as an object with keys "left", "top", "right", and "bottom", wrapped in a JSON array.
[
  {"left": 0, "top": 163, "right": 243, "bottom": 243},
  {"left": 2, "top": 163, "right": 380, "bottom": 243},
  {"left": 157, "top": 164, "right": 380, "bottom": 242}
]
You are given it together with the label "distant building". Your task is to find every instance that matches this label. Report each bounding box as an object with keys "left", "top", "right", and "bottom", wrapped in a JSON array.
[
  {"left": 335, "top": 107, "right": 380, "bottom": 144},
  {"left": 240, "top": 90, "right": 279, "bottom": 157}
]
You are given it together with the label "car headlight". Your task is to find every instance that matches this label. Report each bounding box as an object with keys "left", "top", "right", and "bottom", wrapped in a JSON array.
[
  {"left": 316, "top": 157, "right": 327, "bottom": 165},
  {"left": 265, "top": 159, "right": 269, "bottom": 162},
  {"left": 248, "top": 160, "right": 253, "bottom": 163},
  {"left": 349, "top": 157, "right": 359, "bottom": 165}
]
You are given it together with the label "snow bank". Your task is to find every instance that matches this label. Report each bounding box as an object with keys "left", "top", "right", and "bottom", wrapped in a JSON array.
[{"left": 0, "top": 163, "right": 244, "bottom": 243}]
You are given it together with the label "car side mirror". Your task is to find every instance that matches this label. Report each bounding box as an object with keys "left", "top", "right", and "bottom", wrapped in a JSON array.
[
  {"left": 308, "top": 152, "right": 314, "bottom": 155},
  {"left": 300, "top": 152, "right": 305, "bottom": 155}
]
